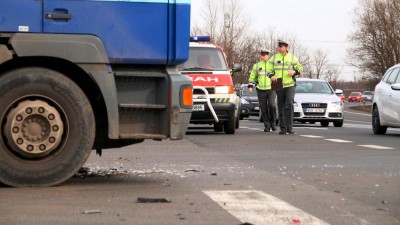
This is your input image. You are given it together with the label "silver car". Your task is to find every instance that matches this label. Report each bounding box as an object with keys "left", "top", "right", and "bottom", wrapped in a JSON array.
[
  {"left": 293, "top": 78, "right": 344, "bottom": 127},
  {"left": 372, "top": 64, "right": 400, "bottom": 134}
]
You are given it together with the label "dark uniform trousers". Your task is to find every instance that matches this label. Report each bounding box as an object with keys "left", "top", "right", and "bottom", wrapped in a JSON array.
[
  {"left": 276, "top": 86, "right": 295, "bottom": 132},
  {"left": 257, "top": 89, "right": 277, "bottom": 129}
]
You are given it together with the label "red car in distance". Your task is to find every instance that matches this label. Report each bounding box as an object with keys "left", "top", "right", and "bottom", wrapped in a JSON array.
[{"left": 348, "top": 92, "right": 362, "bottom": 102}]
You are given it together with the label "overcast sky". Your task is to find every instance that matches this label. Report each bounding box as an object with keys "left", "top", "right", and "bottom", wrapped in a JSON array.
[{"left": 190, "top": 0, "right": 360, "bottom": 81}]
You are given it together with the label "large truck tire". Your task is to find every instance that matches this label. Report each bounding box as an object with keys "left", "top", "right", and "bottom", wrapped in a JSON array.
[{"left": 0, "top": 67, "right": 95, "bottom": 187}]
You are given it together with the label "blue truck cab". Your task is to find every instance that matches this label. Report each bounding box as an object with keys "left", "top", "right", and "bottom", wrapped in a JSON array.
[{"left": 0, "top": 0, "right": 192, "bottom": 187}]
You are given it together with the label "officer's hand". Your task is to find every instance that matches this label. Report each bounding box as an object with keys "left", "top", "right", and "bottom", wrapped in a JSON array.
[
  {"left": 271, "top": 76, "right": 277, "bottom": 82},
  {"left": 289, "top": 70, "right": 295, "bottom": 76},
  {"left": 248, "top": 87, "right": 253, "bottom": 94}
]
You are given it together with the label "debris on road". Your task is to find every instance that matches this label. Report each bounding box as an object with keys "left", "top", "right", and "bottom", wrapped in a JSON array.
[
  {"left": 185, "top": 169, "right": 201, "bottom": 173},
  {"left": 82, "top": 210, "right": 102, "bottom": 214},
  {"left": 137, "top": 197, "right": 171, "bottom": 203},
  {"left": 210, "top": 172, "right": 217, "bottom": 176}
]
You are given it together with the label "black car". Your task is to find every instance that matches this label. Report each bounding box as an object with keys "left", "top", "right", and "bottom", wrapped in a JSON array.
[{"left": 239, "top": 85, "right": 259, "bottom": 119}]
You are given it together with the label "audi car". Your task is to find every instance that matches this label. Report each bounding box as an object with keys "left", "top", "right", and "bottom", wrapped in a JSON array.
[{"left": 294, "top": 78, "right": 344, "bottom": 127}]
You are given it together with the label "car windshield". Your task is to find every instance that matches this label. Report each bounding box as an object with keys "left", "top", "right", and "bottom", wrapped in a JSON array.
[
  {"left": 177, "top": 47, "right": 228, "bottom": 71},
  {"left": 350, "top": 92, "right": 361, "bottom": 96},
  {"left": 241, "top": 86, "right": 258, "bottom": 96},
  {"left": 295, "top": 81, "right": 333, "bottom": 94}
]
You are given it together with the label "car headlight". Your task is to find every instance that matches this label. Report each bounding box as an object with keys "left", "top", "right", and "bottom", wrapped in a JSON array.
[
  {"left": 241, "top": 98, "right": 250, "bottom": 104},
  {"left": 331, "top": 101, "right": 343, "bottom": 107},
  {"left": 215, "top": 86, "right": 233, "bottom": 94}
]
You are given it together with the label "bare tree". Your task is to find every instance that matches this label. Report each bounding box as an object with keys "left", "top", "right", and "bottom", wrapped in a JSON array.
[
  {"left": 324, "top": 64, "right": 342, "bottom": 89},
  {"left": 347, "top": 0, "right": 400, "bottom": 81},
  {"left": 191, "top": 0, "right": 336, "bottom": 85},
  {"left": 310, "top": 48, "right": 329, "bottom": 79}
]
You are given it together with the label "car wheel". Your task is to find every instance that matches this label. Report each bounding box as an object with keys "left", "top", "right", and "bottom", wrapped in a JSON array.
[
  {"left": 333, "top": 120, "right": 343, "bottom": 127},
  {"left": 235, "top": 113, "right": 240, "bottom": 129},
  {"left": 224, "top": 110, "right": 236, "bottom": 134},
  {"left": 320, "top": 121, "right": 329, "bottom": 127},
  {"left": 0, "top": 67, "right": 95, "bottom": 187},
  {"left": 372, "top": 106, "right": 387, "bottom": 135},
  {"left": 213, "top": 123, "right": 224, "bottom": 132}
]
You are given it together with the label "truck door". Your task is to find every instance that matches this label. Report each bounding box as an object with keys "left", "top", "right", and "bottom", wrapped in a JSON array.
[
  {"left": 0, "top": 0, "right": 42, "bottom": 33},
  {"left": 42, "top": 0, "right": 169, "bottom": 64}
]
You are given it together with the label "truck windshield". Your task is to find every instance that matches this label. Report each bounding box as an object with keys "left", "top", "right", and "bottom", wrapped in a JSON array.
[{"left": 178, "top": 47, "right": 228, "bottom": 71}]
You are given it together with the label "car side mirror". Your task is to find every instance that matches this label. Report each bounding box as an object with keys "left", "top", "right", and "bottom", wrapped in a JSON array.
[
  {"left": 231, "top": 63, "right": 242, "bottom": 74},
  {"left": 335, "top": 89, "right": 343, "bottom": 94},
  {"left": 391, "top": 83, "right": 400, "bottom": 91}
]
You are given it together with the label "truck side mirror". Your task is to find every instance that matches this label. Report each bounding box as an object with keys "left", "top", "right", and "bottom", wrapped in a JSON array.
[{"left": 231, "top": 63, "right": 242, "bottom": 73}]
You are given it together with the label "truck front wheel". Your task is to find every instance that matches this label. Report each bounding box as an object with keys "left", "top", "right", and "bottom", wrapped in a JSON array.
[
  {"left": 0, "top": 67, "right": 95, "bottom": 187},
  {"left": 224, "top": 111, "right": 236, "bottom": 134}
]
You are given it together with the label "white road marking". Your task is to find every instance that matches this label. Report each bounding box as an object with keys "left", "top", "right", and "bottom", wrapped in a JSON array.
[
  {"left": 241, "top": 126, "right": 263, "bottom": 131},
  {"left": 358, "top": 145, "right": 395, "bottom": 150},
  {"left": 248, "top": 128, "right": 263, "bottom": 131},
  {"left": 344, "top": 110, "right": 371, "bottom": 116},
  {"left": 296, "top": 127, "right": 329, "bottom": 130},
  {"left": 324, "top": 139, "right": 353, "bottom": 143},
  {"left": 203, "top": 190, "right": 330, "bottom": 225},
  {"left": 300, "top": 135, "right": 324, "bottom": 138}
]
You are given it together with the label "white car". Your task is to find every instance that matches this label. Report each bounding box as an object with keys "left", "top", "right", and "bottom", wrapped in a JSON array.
[
  {"left": 293, "top": 78, "right": 344, "bottom": 127},
  {"left": 372, "top": 64, "right": 400, "bottom": 134}
]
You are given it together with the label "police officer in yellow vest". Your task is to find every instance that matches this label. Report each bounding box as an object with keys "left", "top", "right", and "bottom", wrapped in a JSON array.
[
  {"left": 266, "top": 40, "right": 303, "bottom": 135},
  {"left": 248, "top": 48, "right": 277, "bottom": 132}
]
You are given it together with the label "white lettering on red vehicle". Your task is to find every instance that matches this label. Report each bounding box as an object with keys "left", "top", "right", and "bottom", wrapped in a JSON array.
[{"left": 191, "top": 77, "right": 219, "bottom": 82}]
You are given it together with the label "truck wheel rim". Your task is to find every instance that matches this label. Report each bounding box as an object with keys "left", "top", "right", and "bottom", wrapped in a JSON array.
[{"left": 4, "top": 100, "right": 64, "bottom": 158}]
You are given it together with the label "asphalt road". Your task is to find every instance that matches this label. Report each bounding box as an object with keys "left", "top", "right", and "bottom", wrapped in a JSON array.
[{"left": 1, "top": 103, "right": 399, "bottom": 225}]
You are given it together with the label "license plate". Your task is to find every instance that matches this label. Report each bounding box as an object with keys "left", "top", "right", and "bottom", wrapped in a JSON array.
[
  {"left": 192, "top": 104, "right": 205, "bottom": 111},
  {"left": 304, "top": 108, "right": 325, "bottom": 113}
]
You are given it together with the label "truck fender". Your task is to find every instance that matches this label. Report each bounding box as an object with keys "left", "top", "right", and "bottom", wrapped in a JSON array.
[{"left": 10, "top": 33, "right": 109, "bottom": 64}]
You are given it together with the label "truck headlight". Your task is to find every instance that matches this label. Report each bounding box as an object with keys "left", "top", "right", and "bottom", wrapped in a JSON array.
[{"left": 215, "top": 86, "right": 233, "bottom": 94}]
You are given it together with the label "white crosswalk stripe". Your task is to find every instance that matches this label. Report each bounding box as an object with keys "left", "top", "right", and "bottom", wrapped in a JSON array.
[
  {"left": 358, "top": 145, "right": 395, "bottom": 150},
  {"left": 204, "top": 190, "right": 330, "bottom": 225},
  {"left": 324, "top": 139, "right": 353, "bottom": 143},
  {"left": 300, "top": 135, "right": 324, "bottom": 138}
]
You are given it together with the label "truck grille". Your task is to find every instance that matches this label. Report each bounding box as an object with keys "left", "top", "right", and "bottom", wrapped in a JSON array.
[{"left": 193, "top": 88, "right": 215, "bottom": 95}]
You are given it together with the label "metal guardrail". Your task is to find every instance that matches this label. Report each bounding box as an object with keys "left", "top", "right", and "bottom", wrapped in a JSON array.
[{"left": 192, "top": 86, "right": 219, "bottom": 123}]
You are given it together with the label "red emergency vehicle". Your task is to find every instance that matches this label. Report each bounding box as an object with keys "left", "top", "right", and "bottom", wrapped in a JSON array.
[{"left": 178, "top": 36, "right": 242, "bottom": 134}]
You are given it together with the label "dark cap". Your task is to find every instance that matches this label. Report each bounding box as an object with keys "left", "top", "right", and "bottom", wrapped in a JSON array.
[
  {"left": 259, "top": 48, "right": 270, "bottom": 54},
  {"left": 278, "top": 39, "right": 289, "bottom": 46}
]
